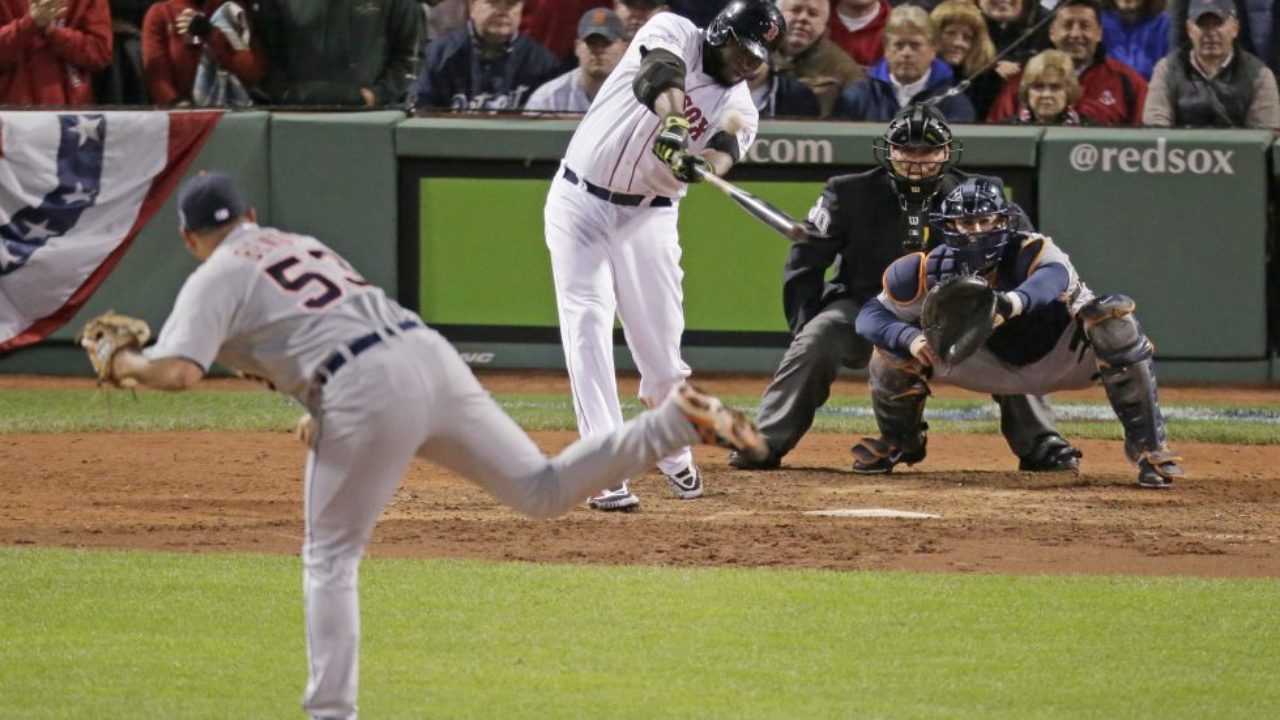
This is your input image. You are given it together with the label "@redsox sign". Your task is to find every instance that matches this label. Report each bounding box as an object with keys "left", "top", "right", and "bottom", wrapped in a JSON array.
[{"left": 1068, "top": 138, "right": 1234, "bottom": 176}]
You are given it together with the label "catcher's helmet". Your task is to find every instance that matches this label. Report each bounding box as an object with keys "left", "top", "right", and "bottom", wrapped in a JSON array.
[
  {"left": 873, "top": 104, "right": 962, "bottom": 181},
  {"left": 706, "top": 0, "right": 786, "bottom": 62},
  {"left": 933, "top": 177, "right": 1014, "bottom": 273}
]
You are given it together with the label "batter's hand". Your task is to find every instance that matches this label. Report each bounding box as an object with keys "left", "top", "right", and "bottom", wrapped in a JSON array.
[
  {"left": 652, "top": 114, "right": 691, "bottom": 165},
  {"left": 670, "top": 153, "right": 711, "bottom": 183}
]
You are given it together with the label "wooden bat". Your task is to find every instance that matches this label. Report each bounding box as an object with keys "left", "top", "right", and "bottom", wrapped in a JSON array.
[{"left": 694, "top": 164, "right": 809, "bottom": 244}]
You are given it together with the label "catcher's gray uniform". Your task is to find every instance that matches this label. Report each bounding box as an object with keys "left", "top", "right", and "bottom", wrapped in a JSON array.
[{"left": 146, "top": 222, "right": 709, "bottom": 719}]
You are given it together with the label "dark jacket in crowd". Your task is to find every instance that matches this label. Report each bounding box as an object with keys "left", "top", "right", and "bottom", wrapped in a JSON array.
[
  {"left": 668, "top": 0, "right": 732, "bottom": 29},
  {"left": 1169, "top": 0, "right": 1278, "bottom": 74},
  {"left": 411, "top": 23, "right": 560, "bottom": 111},
  {"left": 756, "top": 71, "right": 820, "bottom": 118},
  {"left": 834, "top": 58, "right": 977, "bottom": 123},
  {"left": 986, "top": 3, "right": 1053, "bottom": 66},
  {"left": 1145, "top": 45, "right": 1280, "bottom": 127},
  {"left": 255, "top": 0, "right": 419, "bottom": 106},
  {"left": 783, "top": 168, "right": 1025, "bottom": 333}
]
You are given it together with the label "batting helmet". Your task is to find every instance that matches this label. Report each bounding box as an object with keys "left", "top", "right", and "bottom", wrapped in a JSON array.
[
  {"left": 706, "top": 0, "right": 786, "bottom": 62},
  {"left": 932, "top": 178, "right": 1015, "bottom": 273}
]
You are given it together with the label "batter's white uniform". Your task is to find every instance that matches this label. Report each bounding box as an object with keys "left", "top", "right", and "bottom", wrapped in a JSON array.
[
  {"left": 145, "top": 222, "right": 706, "bottom": 719},
  {"left": 545, "top": 12, "right": 758, "bottom": 484}
]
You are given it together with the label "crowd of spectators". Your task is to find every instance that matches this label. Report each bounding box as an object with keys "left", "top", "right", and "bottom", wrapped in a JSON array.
[{"left": 0, "top": 0, "right": 1274, "bottom": 128}]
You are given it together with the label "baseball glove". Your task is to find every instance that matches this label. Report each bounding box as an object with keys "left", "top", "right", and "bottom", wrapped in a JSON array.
[
  {"left": 78, "top": 311, "right": 151, "bottom": 387},
  {"left": 920, "top": 274, "right": 996, "bottom": 368}
]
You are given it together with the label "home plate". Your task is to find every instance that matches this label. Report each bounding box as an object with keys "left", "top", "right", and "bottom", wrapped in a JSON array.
[{"left": 804, "top": 508, "right": 942, "bottom": 519}]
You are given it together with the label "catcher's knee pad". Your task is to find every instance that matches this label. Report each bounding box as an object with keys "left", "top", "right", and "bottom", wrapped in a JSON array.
[
  {"left": 1080, "top": 295, "right": 1152, "bottom": 367},
  {"left": 869, "top": 348, "right": 929, "bottom": 397}
]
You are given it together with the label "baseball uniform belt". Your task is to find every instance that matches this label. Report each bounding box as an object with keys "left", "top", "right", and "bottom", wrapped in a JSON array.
[
  {"left": 316, "top": 319, "right": 423, "bottom": 385},
  {"left": 562, "top": 166, "right": 672, "bottom": 208}
]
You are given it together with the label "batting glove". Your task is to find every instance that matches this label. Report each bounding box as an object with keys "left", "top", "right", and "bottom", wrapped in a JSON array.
[
  {"left": 671, "top": 153, "right": 711, "bottom": 183},
  {"left": 652, "top": 114, "right": 691, "bottom": 165}
]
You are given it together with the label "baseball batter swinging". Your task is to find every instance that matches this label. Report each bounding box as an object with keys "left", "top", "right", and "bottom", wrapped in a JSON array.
[
  {"left": 90, "top": 172, "right": 767, "bottom": 719},
  {"left": 544, "top": 0, "right": 786, "bottom": 510}
]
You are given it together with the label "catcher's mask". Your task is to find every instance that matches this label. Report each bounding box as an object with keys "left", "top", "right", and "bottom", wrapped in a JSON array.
[
  {"left": 703, "top": 0, "right": 786, "bottom": 85},
  {"left": 933, "top": 178, "right": 1014, "bottom": 274},
  {"left": 873, "top": 104, "right": 962, "bottom": 184}
]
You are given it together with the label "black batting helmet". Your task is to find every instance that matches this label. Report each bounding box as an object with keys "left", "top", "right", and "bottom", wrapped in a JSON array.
[
  {"left": 932, "top": 177, "right": 1015, "bottom": 273},
  {"left": 706, "top": 0, "right": 786, "bottom": 62}
]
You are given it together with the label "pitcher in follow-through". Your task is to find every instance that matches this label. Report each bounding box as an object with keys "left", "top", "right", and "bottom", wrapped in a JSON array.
[{"left": 544, "top": 0, "right": 785, "bottom": 510}]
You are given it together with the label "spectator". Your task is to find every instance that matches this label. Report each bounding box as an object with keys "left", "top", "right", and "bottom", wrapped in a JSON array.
[
  {"left": 142, "top": 0, "right": 264, "bottom": 106},
  {"left": 524, "top": 6, "right": 626, "bottom": 114},
  {"left": 520, "top": 0, "right": 609, "bottom": 62},
  {"left": 1145, "top": 0, "right": 1279, "bottom": 127},
  {"left": 94, "top": 0, "right": 158, "bottom": 104},
  {"left": 411, "top": 0, "right": 559, "bottom": 112},
  {"left": 987, "top": 0, "right": 1147, "bottom": 124},
  {"left": 891, "top": 0, "right": 943, "bottom": 9},
  {"left": 931, "top": 0, "right": 1003, "bottom": 117},
  {"left": 829, "top": 0, "right": 892, "bottom": 67},
  {"left": 835, "top": 4, "right": 977, "bottom": 121},
  {"left": 748, "top": 57, "right": 822, "bottom": 117},
  {"left": 615, "top": 0, "right": 667, "bottom": 40},
  {"left": 1006, "top": 48, "right": 1089, "bottom": 123},
  {"left": 423, "top": 0, "right": 467, "bottom": 44},
  {"left": 1169, "top": 0, "right": 1276, "bottom": 74},
  {"left": 1102, "top": 0, "right": 1169, "bottom": 79},
  {"left": 979, "top": 0, "right": 1053, "bottom": 74},
  {"left": 256, "top": 0, "right": 418, "bottom": 107},
  {"left": 0, "top": 0, "right": 113, "bottom": 106},
  {"left": 773, "top": 0, "right": 864, "bottom": 117}
]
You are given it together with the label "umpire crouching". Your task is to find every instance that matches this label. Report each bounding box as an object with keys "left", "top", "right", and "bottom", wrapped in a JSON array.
[{"left": 730, "top": 104, "right": 1082, "bottom": 473}]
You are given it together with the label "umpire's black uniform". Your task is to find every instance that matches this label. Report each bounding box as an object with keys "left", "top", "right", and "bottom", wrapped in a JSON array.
[{"left": 741, "top": 166, "right": 1070, "bottom": 468}]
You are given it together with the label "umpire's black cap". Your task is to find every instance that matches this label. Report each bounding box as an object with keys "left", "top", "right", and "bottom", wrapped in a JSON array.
[{"left": 177, "top": 171, "right": 249, "bottom": 232}]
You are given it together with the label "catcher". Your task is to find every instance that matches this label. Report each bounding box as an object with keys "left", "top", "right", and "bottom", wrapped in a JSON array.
[{"left": 854, "top": 177, "right": 1185, "bottom": 488}]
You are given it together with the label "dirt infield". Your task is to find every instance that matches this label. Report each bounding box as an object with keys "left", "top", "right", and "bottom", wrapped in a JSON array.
[{"left": 2, "top": 372, "right": 1278, "bottom": 578}]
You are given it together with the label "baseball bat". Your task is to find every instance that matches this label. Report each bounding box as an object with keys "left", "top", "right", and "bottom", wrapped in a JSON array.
[{"left": 694, "top": 164, "right": 809, "bottom": 244}]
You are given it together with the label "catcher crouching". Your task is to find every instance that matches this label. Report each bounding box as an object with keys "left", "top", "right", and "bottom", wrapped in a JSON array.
[{"left": 854, "top": 177, "right": 1184, "bottom": 489}]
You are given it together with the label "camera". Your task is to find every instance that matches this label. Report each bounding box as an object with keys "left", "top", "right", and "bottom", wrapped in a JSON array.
[{"left": 184, "top": 13, "right": 213, "bottom": 45}]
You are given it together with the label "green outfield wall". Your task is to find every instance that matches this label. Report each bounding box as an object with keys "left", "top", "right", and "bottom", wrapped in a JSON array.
[{"left": 1, "top": 112, "right": 1274, "bottom": 383}]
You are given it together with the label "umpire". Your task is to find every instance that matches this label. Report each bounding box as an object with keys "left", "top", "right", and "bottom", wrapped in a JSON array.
[{"left": 729, "top": 104, "right": 1083, "bottom": 473}]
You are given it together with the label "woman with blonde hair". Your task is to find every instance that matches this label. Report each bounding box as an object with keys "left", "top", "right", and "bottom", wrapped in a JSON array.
[
  {"left": 931, "top": 0, "right": 1003, "bottom": 115},
  {"left": 1007, "top": 49, "right": 1089, "bottom": 124}
]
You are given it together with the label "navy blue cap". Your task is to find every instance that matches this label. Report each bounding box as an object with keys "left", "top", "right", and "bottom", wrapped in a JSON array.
[{"left": 177, "top": 171, "right": 248, "bottom": 231}]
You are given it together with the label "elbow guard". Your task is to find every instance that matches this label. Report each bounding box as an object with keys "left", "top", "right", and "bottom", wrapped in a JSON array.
[{"left": 633, "top": 48, "right": 686, "bottom": 110}]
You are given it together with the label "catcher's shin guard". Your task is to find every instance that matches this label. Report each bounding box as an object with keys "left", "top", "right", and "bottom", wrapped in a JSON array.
[
  {"left": 854, "top": 350, "right": 930, "bottom": 473},
  {"left": 1082, "top": 297, "right": 1183, "bottom": 487}
]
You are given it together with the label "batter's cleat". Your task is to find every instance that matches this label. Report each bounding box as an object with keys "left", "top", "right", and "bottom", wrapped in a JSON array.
[
  {"left": 1018, "top": 436, "right": 1083, "bottom": 472},
  {"left": 664, "top": 465, "right": 703, "bottom": 499},
  {"left": 673, "top": 383, "right": 769, "bottom": 462},
  {"left": 728, "top": 448, "right": 781, "bottom": 470},
  {"left": 850, "top": 436, "right": 927, "bottom": 474},
  {"left": 588, "top": 481, "right": 640, "bottom": 511},
  {"left": 1136, "top": 449, "right": 1184, "bottom": 489}
]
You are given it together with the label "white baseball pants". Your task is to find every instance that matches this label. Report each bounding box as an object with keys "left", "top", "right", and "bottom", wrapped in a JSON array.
[
  {"left": 300, "top": 328, "right": 698, "bottom": 719},
  {"left": 543, "top": 172, "right": 694, "bottom": 479}
]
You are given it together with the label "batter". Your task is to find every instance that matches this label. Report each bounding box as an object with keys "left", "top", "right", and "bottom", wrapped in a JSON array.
[{"left": 545, "top": 0, "right": 785, "bottom": 510}]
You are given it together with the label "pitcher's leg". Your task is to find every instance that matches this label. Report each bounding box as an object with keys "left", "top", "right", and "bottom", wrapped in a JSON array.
[{"left": 300, "top": 394, "right": 425, "bottom": 720}]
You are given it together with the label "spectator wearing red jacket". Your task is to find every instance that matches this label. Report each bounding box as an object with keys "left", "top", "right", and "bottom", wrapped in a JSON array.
[
  {"left": 520, "top": 0, "right": 609, "bottom": 61},
  {"left": 828, "top": 0, "right": 890, "bottom": 67},
  {"left": 141, "top": 0, "right": 263, "bottom": 105},
  {"left": 987, "top": 0, "right": 1147, "bottom": 124},
  {"left": 0, "top": 0, "right": 113, "bottom": 105}
]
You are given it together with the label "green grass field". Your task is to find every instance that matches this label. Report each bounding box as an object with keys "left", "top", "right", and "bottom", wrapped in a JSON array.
[
  {"left": 2, "top": 386, "right": 1279, "bottom": 718},
  {"left": 3, "top": 548, "right": 1278, "bottom": 720}
]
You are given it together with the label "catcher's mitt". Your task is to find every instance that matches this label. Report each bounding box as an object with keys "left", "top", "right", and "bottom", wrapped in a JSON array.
[
  {"left": 920, "top": 275, "right": 996, "bottom": 368},
  {"left": 78, "top": 311, "right": 151, "bottom": 387}
]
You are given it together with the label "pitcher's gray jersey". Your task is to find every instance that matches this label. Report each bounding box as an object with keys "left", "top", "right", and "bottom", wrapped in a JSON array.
[{"left": 145, "top": 223, "right": 415, "bottom": 400}]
